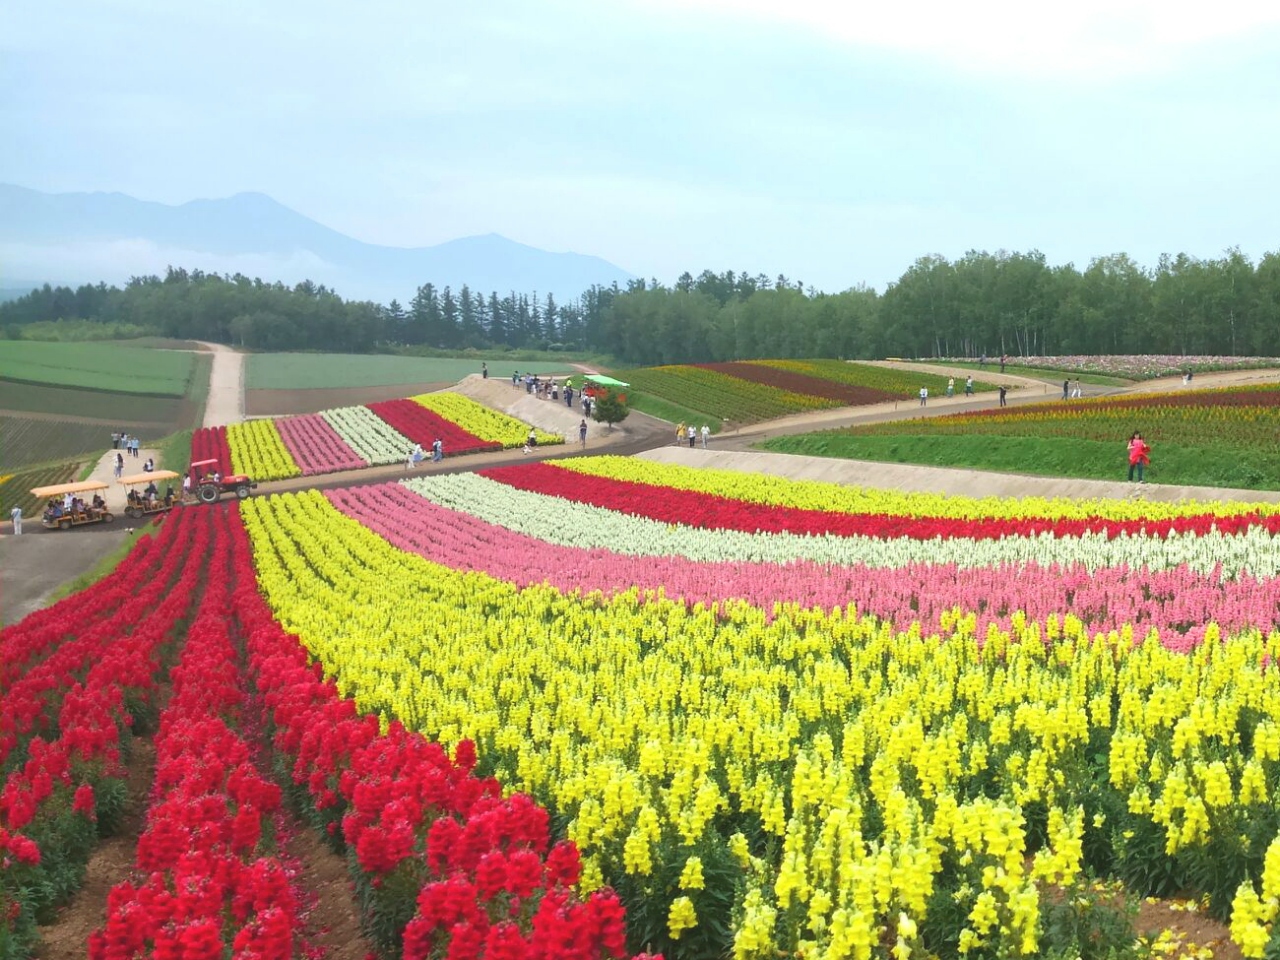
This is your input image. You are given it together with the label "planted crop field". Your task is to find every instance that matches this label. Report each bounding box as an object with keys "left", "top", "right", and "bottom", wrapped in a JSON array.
[
  {"left": 245, "top": 352, "right": 569, "bottom": 390},
  {"left": 938, "top": 355, "right": 1280, "bottom": 380},
  {"left": 0, "top": 416, "right": 162, "bottom": 471},
  {"left": 0, "top": 461, "right": 78, "bottom": 518},
  {"left": 766, "top": 383, "right": 1280, "bottom": 489},
  {"left": 0, "top": 341, "right": 195, "bottom": 395},
  {"left": 9, "top": 457, "right": 1280, "bottom": 958},
  {"left": 190, "top": 391, "right": 559, "bottom": 480},
  {"left": 619, "top": 360, "right": 998, "bottom": 426}
]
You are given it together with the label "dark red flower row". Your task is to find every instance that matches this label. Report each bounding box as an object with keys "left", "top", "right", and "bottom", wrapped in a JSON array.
[
  {"left": 366, "top": 399, "right": 501, "bottom": 457},
  {"left": 482, "top": 462, "right": 1280, "bottom": 542},
  {"left": 92, "top": 507, "right": 302, "bottom": 960},
  {"left": 230, "top": 508, "right": 637, "bottom": 960},
  {"left": 1, "top": 510, "right": 205, "bottom": 949},
  {"left": 696, "top": 361, "right": 898, "bottom": 404}
]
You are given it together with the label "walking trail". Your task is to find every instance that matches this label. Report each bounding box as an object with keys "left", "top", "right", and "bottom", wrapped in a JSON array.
[{"left": 198, "top": 340, "right": 245, "bottom": 428}]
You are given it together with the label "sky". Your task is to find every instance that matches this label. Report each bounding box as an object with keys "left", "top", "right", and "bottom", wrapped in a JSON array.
[{"left": 3, "top": 0, "right": 1280, "bottom": 292}]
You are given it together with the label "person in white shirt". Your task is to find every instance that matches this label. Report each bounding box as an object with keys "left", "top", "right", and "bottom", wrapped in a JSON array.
[{"left": 700, "top": 424, "right": 710, "bottom": 449}]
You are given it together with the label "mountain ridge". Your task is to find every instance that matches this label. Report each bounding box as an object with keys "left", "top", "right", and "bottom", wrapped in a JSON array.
[{"left": 0, "top": 183, "right": 634, "bottom": 303}]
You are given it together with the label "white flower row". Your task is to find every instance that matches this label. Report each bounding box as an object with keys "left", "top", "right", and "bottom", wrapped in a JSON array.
[
  {"left": 401, "top": 473, "right": 1280, "bottom": 579},
  {"left": 322, "top": 406, "right": 412, "bottom": 467}
]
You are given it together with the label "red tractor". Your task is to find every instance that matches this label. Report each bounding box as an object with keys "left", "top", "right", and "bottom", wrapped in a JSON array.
[{"left": 189, "top": 458, "right": 258, "bottom": 504}]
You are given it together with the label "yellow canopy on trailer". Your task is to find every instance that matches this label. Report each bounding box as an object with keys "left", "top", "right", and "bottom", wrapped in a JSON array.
[
  {"left": 30, "top": 480, "right": 110, "bottom": 498},
  {"left": 119, "top": 470, "right": 181, "bottom": 485}
]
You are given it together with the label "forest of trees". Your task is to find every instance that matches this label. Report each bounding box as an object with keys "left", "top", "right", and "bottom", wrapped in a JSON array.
[{"left": 4, "top": 248, "right": 1280, "bottom": 364}]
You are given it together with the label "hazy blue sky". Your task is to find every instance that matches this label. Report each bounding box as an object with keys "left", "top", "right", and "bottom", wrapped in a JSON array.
[{"left": 4, "top": 0, "right": 1279, "bottom": 290}]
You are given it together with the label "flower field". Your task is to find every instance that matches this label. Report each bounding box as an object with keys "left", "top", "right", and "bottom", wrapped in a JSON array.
[
  {"left": 188, "top": 392, "right": 559, "bottom": 480},
  {"left": 973, "top": 355, "right": 1280, "bottom": 380},
  {"left": 768, "top": 384, "right": 1280, "bottom": 490},
  {"left": 14, "top": 452, "right": 1280, "bottom": 959},
  {"left": 618, "top": 361, "right": 995, "bottom": 425}
]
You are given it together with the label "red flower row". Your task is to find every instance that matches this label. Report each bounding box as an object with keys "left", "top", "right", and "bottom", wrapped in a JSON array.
[
  {"left": 0, "top": 520, "right": 171, "bottom": 733},
  {"left": 229, "top": 509, "right": 639, "bottom": 960},
  {"left": 2, "top": 510, "right": 205, "bottom": 948},
  {"left": 366, "top": 399, "right": 501, "bottom": 458},
  {"left": 92, "top": 506, "right": 302, "bottom": 960},
  {"left": 482, "top": 462, "right": 1280, "bottom": 542},
  {"left": 191, "top": 424, "right": 233, "bottom": 474},
  {"left": 696, "top": 361, "right": 897, "bottom": 405}
]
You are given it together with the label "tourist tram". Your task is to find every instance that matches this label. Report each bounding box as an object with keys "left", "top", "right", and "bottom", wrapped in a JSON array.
[{"left": 32, "top": 480, "right": 115, "bottom": 530}]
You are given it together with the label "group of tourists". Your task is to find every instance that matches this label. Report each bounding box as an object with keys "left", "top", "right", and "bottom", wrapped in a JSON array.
[
  {"left": 675, "top": 422, "right": 710, "bottom": 449},
  {"left": 112, "top": 432, "right": 142, "bottom": 457},
  {"left": 405, "top": 439, "right": 445, "bottom": 470},
  {"left": 126, "top": 481, "right": 175, "bottom": 509},
  {"left": 43, "top": 491, "right": 108, "bottom": 524}
]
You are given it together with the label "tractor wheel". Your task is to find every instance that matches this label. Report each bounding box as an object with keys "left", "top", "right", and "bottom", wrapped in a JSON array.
[
  {"left": 235, "top": 484, "right": 251, "bottom": 500},
  {"left": 197, "top": 484, "right": 220, "bottom": 504},
  {"left": 58, "top": 519, "right": 71, "bottom": 530}
]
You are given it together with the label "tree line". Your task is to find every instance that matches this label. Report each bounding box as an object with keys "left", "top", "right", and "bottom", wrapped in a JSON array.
[{"left": 3, "top": 249, "right": 1279, "bottom": 363}]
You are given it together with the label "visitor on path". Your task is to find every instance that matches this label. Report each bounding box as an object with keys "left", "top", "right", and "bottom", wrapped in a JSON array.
[
  {"left": 144, "top": 457, "right": 155, "bottom": 473},
  {"left": 513, "top": 370, "right": 519, "bottom": 388},
  {"left": 1063, "top": 379, "right": 1070, "bottom": 400},
  {"left": 946, "top": 378, "right": 955, "bottom": 398},
  {"left": 700, "top": 424, "right": 710, "bottom": 449},
  {"left": 1128, "top": 432, "right": 1150, "bottom": 483},
  {"left": 965, "top": 376, "right": 974, "bottom": 396},
  {"left": 687, "top": 424, "right": 696, "bottom": 448},
  {"left": 482, "top": 362, "right": 488, "bottom": 379},
  {"left": 183, "top": 474, "right": 191, "bottom": 497},
  {"left": 527, "top": 428, "right": 538, "bottom": 448},
  {"left": 9, "top": 506, "right": 21, "bottom": 535},
  {"left": 132, "top": 436, "right": 141, "bottom": 458},
  {"left": 583, "top": 396, "right": 593, "bottom": 417},
  {"left": 1072, "top": 379, "right": 1082, "bottom": 399},
  {"left": 565, "top": 385, "right": 574, "bottom": 407},
  {"left": 998, "top": 385, "right": 1007, "bottom": 407},
  {"left": 1000, "top": 354, "right": 1007, "bottom": 374},
  {"left": 579, "top": 419, "right": 588, "bottom": 448},
  {"left": 919, "top": 387, "right": 928, "bottom": 406},
  {"left": 112, "top": 432, "right": 120, "bottom": 449},
  {"left": 432, "top": 438, "right": 443, "bottom": 462},
  {"left": 114, "top": 452, "right": 125, "bottom": 479},
  {"left": 676, "top": 422, "right": 685, "bottom": 446}
]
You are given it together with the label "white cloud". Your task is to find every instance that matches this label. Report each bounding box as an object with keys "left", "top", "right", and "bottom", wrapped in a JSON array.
[{"left": 636, "top": 0, "right": 1280, "bottom": 79}]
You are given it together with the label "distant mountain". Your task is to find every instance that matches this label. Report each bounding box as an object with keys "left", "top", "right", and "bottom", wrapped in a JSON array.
[{"left": 0, "top": 184, "right": 634, "bottom": 303}]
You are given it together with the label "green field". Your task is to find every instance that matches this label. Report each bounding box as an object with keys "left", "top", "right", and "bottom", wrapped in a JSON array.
[
  {"left": 0, "top": 462, "right": 80, "bottom": 520},
  {"left": 0, "top": 417, "right": 164, "bottom": 471},
  {"left": 246, "top": 353, "right": 572, "bottom": 390},
  {"left": 0, "top": 341, "right": 196, "bottom": 395}
]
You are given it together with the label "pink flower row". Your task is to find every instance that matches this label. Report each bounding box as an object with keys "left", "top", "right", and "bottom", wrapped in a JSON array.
[
  {"left": 329, "top": 483, "right": 1280, "bottom": 650},
  {"left": 275, "top": 413, "right": 367, "bottom": 475}
]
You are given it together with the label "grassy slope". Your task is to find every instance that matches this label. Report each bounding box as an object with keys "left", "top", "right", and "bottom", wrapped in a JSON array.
[
  {"left": 246, "top": 353, "right": 573, "bottom": 390},
  {"left": 625, "top": 392, "right": 723, "bottom": 433},
  {"left": 926, "top": 361, "right": 1132, "bottom": 387},
  {"left": 762, "top": 432, "right": 1280, "bottom": 490},
  {"left": 0, "top": 341, "right": 194, "bottom": 394}
]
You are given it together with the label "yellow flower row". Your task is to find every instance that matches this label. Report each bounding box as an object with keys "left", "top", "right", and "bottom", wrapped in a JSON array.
[
  {"left": 226, "top": 419, "right": 301, "bottom": 481},
  {"left": 241, "top": 490, "right": 1280, "bottom": 958},
  {"left": 555, "top": 455, "right": 1280, "bottom": 521},
  {"left": 411, "top": 392, "right": 562, "bottom": 447}
]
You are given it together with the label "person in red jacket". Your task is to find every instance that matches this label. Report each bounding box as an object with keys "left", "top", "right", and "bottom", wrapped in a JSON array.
[{"left": 1127, "top": 432, "right": 1150, "bottom": 483}]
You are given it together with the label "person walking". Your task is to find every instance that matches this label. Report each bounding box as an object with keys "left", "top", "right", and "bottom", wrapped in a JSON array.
[
  {"left": 9, "top": 505, "right": 21, "bottom": 535},
  {"left": 1000, "top": 354, "right": 1007, "bottom": 374},
  {"left": 132, "top": 436, "right": 141, "bottom": 458},
  {"left": 112, "top": 431, "right": 120, "bottom": 449},
  {"left": 114, "top": 452, "right": 125, "bottom": 479},
  {"left": 700, "top": 424, "right": 710, "bottom": 449},
  {"left": 919, "top": 387, "right": 928, "bottom": 407},
  {"left": 1128, "top": 432, "right": 1150, "bottom": 483},
  {"left": 998, "top": 385, "right": 1007, "bottom": 407},
  {"left": 1063, "top": 379, "right": 1070, "bottom": 400},
  {"left": 676, "top": 422, "right": 685, "bottom": 446},
  {"left": 965, "top": 376, "right": 974, "bottom": 396},
  {"left": 565, "top": 384, "right": 574, "bottom": 407},
  {"left": 946, "top": 377, "right": 955, "bottom": 398},
  {"left": 1072, "top": 378, "right": 1082, "bottom": 399},
  {"left": 432, "top": 438, "right": 443, "bottom": 462},
  {"left": 579, "top": 419, "right": 588, "bottom": 448},
  {"left": 482, "top": 362, "right": 488, "bottom": 380},
  {"left": 182, "top": 473, "right": 191, "bottom": 499},
  {"left": 687, "top": 424, "right": 696, "bottom": 448}
]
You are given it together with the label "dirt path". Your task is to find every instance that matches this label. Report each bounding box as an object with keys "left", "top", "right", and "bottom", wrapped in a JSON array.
[{"left": 198, "top": 340, "right": 245, "bottom": 428}]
